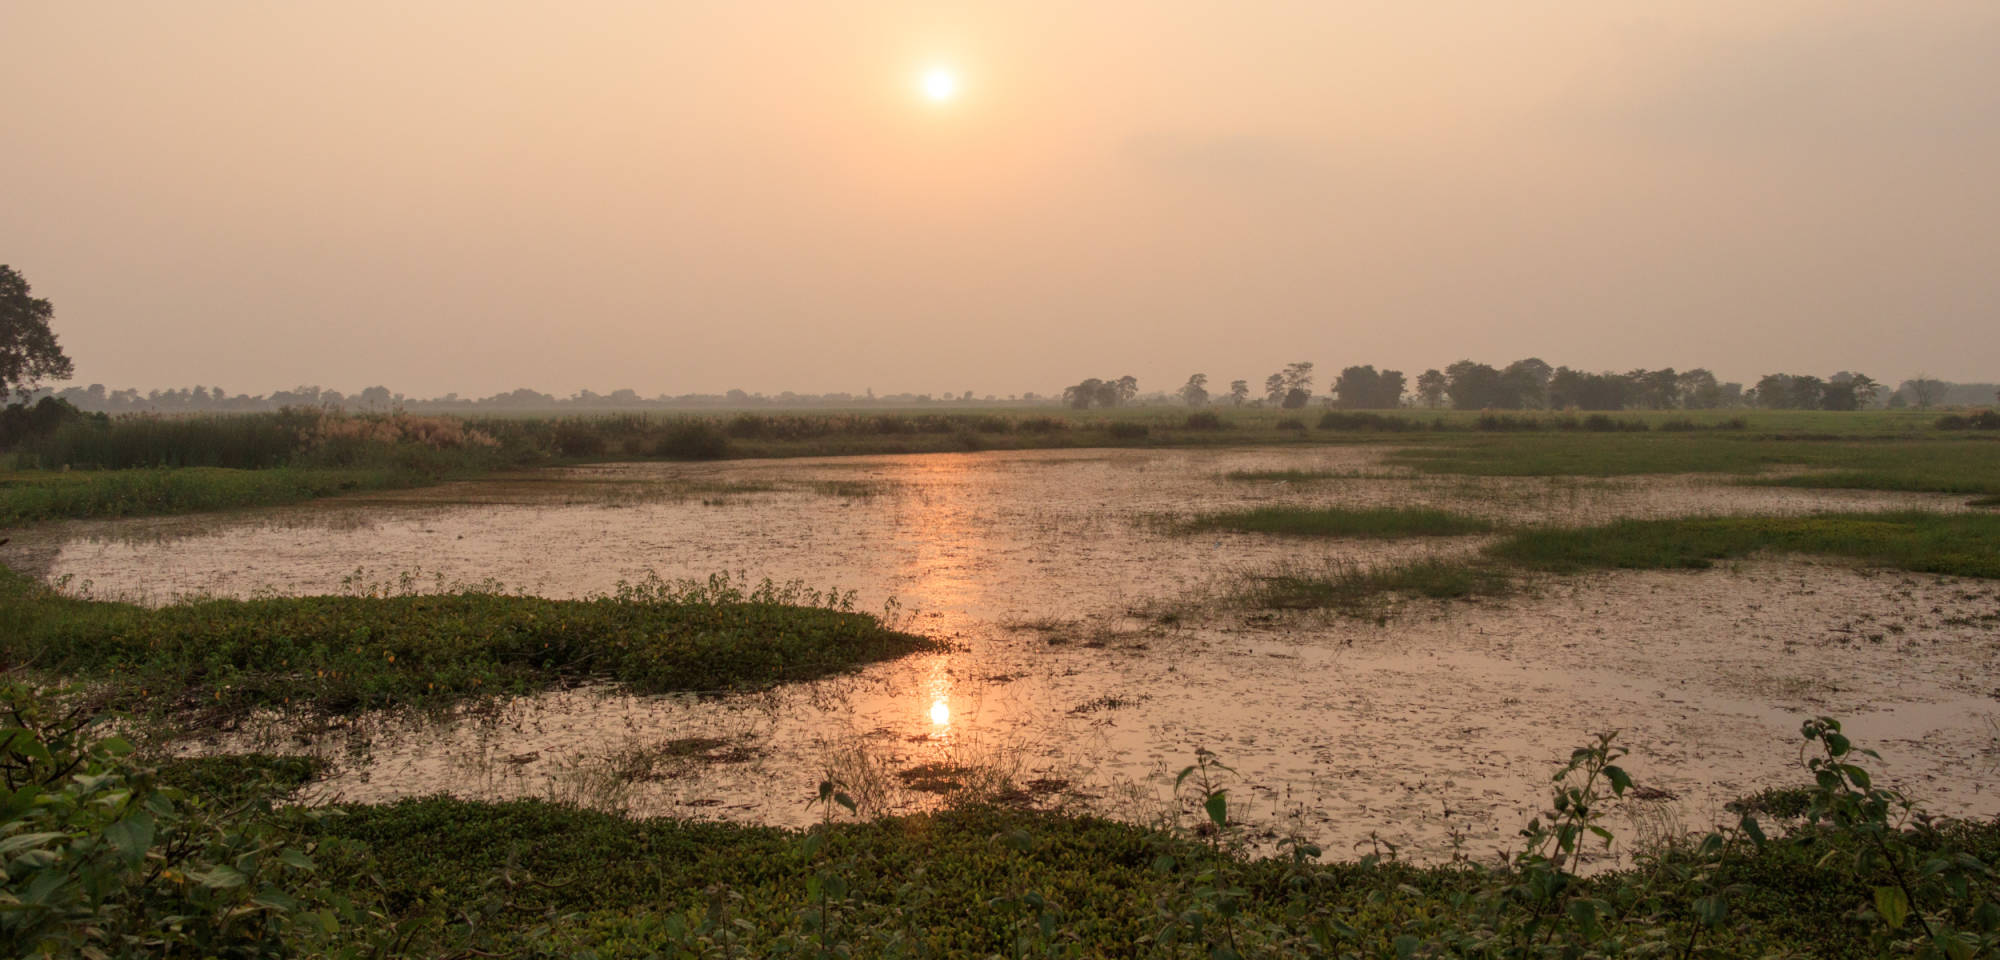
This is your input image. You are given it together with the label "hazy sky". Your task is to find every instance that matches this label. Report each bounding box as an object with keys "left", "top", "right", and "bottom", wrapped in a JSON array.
[{"left": 4, "top": 1, "right": 1996, "bottom": 397}]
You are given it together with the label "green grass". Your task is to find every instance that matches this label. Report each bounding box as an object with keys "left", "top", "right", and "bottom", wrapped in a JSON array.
[
  {"left": 0, "top": 466, "right": 427, "bottom": 526},
  {"left": 1387, "top": 433, "right": 2000, "bottom": 495},
  {"left": 242, "top": 791, "right": 1993, "bottom": 958},
  {"left": 1244, "top": 558, "right": 1511, "bottom": 611},
  {"left": 1488, "top": 512, "right": 2000, "bottom": 578},
  {"left": 1239, "top": 511, "right": 2000, "bottom": 614},
  {"left": 0, "top": 566, "right": 936, "bottom": 722},
  {"left": 1180, "top": 506, "right": 1495, "bottom": 538}
]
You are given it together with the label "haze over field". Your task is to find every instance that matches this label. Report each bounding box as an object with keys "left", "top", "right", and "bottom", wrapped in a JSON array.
[{"left": 4, "top": 1, "right": 1996, "bottom": 396}]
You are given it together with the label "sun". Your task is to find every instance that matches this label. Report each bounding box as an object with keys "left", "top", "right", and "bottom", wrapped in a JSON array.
[{"left": 920, "top": 67, "right": 958, "bottom": 103}]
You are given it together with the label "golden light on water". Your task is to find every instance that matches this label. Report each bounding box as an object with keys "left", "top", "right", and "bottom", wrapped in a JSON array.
[{"left": 930, "top": 697, "right": 951, "bottom": 726}]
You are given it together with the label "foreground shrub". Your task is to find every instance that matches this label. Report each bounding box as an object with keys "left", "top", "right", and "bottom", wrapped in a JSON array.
[{"left": 0, "top": 683, "right": 364, "bottom": 958}]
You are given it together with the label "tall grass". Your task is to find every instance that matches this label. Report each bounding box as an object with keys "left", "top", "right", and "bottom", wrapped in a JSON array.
[{"left": 0, "top": 467, "right": 422, "bottom": 525}]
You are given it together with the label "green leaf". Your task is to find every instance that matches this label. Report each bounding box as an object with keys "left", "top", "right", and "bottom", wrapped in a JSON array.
[
  {"left": 1204, "top": 791, "right": 1228, "bottom": 829},
  {"left": 1694, "top": 894, "right": 1728, "bottom": 928},
  {"left": 103, "top": 813, "right": 155, "bottom": 860},
  {"left": 192, "top": 865, "right": 249, "bottom": 889},
  {"left": 1873, "top": 885, "right": 1909, "bottom": 931},
  {"left": 0, "top": 832, "right": 65, "bottom": 858},
  {"left": 1603, "top": 765, "right": 1632, "bottom": 795}
]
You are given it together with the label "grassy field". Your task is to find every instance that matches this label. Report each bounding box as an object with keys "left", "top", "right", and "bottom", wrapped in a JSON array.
[
  {"left": 1241, "top": 511, "right": 2000, "bottom": 613},
  {"left": 0, "top": 466, "right": 428, "bottom": 525},
  {"left": 0, "top": 566, "right": 935, "bottom": 723},
  {"left": 4, "top": 407, "right": 1995, "bottom": 526}
]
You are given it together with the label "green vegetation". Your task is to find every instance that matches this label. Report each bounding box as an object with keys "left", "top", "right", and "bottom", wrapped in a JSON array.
[
  {"left": 0, "top": 466, "right": 422, "bottom": 524},
  {"left": 1489, "top": 512, "right": 2000, "bottom": 579},
  {"left": 6, "top": 408, "right": 1996, "bottom": 527},
  {"left": 1244, "top": 558, "right": 1511, "bottom": 611},
  {"left": 11, "top": 688, "right": 1997, "bottom": 958},
  {"left": 1180, "top": 506, "right": 1495, "bottom": 539},
  {"left": 1240, "top": 512, "right": 2000, "bottom": 615},
  {"left": 0, "top": 567, "right": 935, "bottom": 722},
  {"left": 1389, "top": 433, "right": 2000, "bottom": 495},
  {"left": 1223, "top": 468, "right": 1379, "bottom": 483}
]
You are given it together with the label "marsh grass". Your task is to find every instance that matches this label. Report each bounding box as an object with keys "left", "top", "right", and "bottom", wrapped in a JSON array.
[
  {"left": 1179, "top": 505, "right": 1496, "bottom": 538},
  {"left": 1243, "top": 558, "right": 1511, "bottom": 613},
  {"left": 805, "top": 479, "right": 893, "bottom": 498},
  {"left": 0, "top": 466, "right": 423, "bottom": 525},
  {"left": 0, "top": 567, "right": 937, "bottom": 724},
  {"left": 1489, "top": 512, "right": 2000, "bottom": 578},
  {"left": 1390, "top": 433, "right": 2000, "bottom": 495},
  {"left": 1221, "top": 468, "right": 1398, "bottom": 482},
  {"left": 1237, "top": 511, "right": 2000, "bottom": 614}
]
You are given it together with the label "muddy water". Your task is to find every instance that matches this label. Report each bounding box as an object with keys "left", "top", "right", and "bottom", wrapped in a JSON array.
[{"left": 5, "top": 447, "right": 1996, "bottom": 865}]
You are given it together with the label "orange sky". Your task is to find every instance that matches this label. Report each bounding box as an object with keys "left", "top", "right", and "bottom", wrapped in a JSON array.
[{"left": 3, "top": 1, "right": 1996, "bottom": 396}]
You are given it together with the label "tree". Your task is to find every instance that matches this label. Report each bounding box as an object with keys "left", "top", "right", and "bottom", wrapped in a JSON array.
[
  {"left": 1752, "top": 374, "right": 1794, "bottom": 409},
  {"left": 1114, "top": 375, "right": 1139, "bottom": 405},
  {"left": 1064, "top": 378, "right": 1106, "bottom": 409},
  {"left": 1333, "top": 365, "right": 1406, "bottom": 409},
  {"left": 1178, "top": 373, "right": 1209, "bottom": 407},
  {"left": 0, "top": 266, "right": 73, "bottom": 399},
  {"left": 1907, "top": 374, "right": 1943, "bottom": 410},
  {"left": 1787, "top": 375, "right": 1826, "bottom": 411},
  {"left": 1444, "top": 360, "right": 1505, "bottom": 409},
  {"left": 1846, "top": 374, "right": 1881, "bottom": 408},
  {"left": 1333, "top": 366, "right": 1381, "bottom": 410},
  {"left": 1281, "top": 361, "right": 1314, "bottom": 397},
  {"left": 1502, "top": 358, "right": 1553, "bottom": 409},
  {"left": 1677, "top": 369, "right": 1722, "bottom": 409},
  {"left": 1228, "top": 380, "right": 1249, "bottom": 406},
  {"left": 1415, "top": 369, "right": 1447, "bottom": 409},
  {"left": 1263, "top": 373, "right": 1286, "bottom": 404}
]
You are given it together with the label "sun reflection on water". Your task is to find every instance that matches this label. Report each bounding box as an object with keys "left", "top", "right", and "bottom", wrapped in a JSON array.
[{"left": 930, "top": 697, "right": 950, "bottom": 726}]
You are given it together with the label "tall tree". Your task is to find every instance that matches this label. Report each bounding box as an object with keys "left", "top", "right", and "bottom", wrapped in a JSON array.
[
  {"left": 1178, "top": 373, "right": 1209, "bottom": 407},
  {"left": 1415, "top": 369, "right": 1447, "bottom": 409},
  {"left": 0, "top": 265, "right": 73, "bottom": 399},
  {"left": 1228, "top": 380, "right": 1249, "bottom": 406},
  {"left": 1263, "top": 373, "right": 1286, "bottom": 404}
]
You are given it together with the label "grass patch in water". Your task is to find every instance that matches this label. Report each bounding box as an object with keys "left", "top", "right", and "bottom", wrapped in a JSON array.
[
  {"left": 1240, "top": 511, "right": 2000, "bottom": 614},
  {"left": 0, "top": 566, "right": 935, "bottom": 722},
  {"left": 1389, "top": 434, "right": 2000, "bottom": 495},
  {"left": 1487, "top": 511, "right": 2000, "bottom": 578},
  {"left": 1220, "top": 468, "right": 1391, "bottom": 482},
  {"left": 1182, "top": 506, "right": 1494, "bottom": 538},
  {"left": 1244, "top": 558, "right": 1511, "bottom": 612}
]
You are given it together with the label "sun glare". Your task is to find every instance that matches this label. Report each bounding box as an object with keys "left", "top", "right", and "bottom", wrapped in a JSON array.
[
  {"left": 920, "top": 67, "right": 958, "bottom": 102},
  {"left": 930, "top": 697, "right": 951, "bottom": 726}
]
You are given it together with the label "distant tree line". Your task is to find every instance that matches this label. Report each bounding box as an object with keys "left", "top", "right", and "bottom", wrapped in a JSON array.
[
  {"left": 18, "top": 368, "right": 1997, "bottom": 416},
  {"left": 1161, "top": 358, "right": 1994, "bottom": 412},
  {"left": 23, "top": 383, "right": 1040, "bottom": 415}
]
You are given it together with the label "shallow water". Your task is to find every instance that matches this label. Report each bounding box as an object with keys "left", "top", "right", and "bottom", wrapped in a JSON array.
[{"left": 5, "top": 446, "right": 1995, "bottom": 864}]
